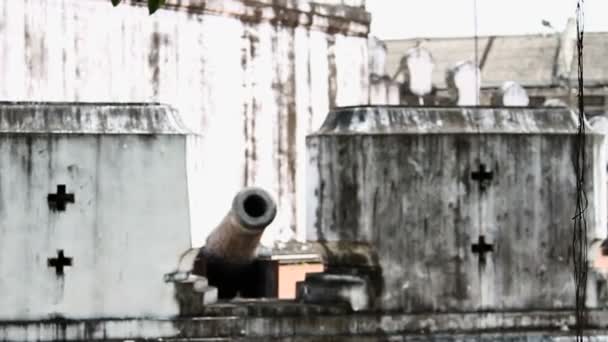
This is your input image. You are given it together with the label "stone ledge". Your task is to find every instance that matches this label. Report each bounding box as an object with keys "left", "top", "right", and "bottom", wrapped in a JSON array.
[
  {"left": 2, "top": 309, "right": 608, "bottom": 341},
  {"left": 0, "top": 102, "right": 192, "bottom": 135},
  {"left": 159, "top": 331, "right": 608, "bottom": 342},
  {"left": 310, "top": 105, "right": 593, "bottom": 136},
  {"left": 122, "top": 0, "right": 371, "bottom": 37}
]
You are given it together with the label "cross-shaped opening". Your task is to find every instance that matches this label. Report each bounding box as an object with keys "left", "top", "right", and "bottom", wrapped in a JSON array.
[
  {"left": 47, "top": 250, "right": 73, "bottom": 276},
  {"left": 471, "top": 163, "right": 493, "bottom": 191},
  {"left": 471, "top": 235, "right": 494, "bottom": 264},
  {"left": 47, "top": 184, "right": 75, "bottom": 212}
]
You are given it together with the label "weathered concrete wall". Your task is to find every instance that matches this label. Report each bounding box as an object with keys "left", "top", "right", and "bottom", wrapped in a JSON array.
[
  {"left": 0, "top": 103, "right": 193, "bottom": 320},
  {"left": 0, "top": 0, "right": 370, "bottom": 246},
  {"left": 306, "top": 106, "right": 607, "bottom": 312},
  {"left": 2, "top": 303, "right": 608, "bottom": 341}
]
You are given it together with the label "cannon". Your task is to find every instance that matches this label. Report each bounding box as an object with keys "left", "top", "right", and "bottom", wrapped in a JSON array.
[{"left": 192, "top": 187, "right": 277, "bottom": 299}]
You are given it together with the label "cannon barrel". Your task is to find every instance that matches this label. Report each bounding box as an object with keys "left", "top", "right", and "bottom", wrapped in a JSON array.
[
  {"left": 203, "top": 186, "right": 277, "bottom": 264},
  {"left": 192, "top": 187, "right": 277, "bottom": 298}
]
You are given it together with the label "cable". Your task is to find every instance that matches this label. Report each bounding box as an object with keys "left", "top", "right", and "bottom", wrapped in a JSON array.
[
  {"left": 473, "top": 0, "right": 480, "bottom": 104},
  {"left": 572, "top": 2, "right": 587, "bottom": 342}
]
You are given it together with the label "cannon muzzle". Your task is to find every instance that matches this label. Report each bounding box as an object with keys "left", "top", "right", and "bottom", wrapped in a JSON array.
[
  {"left": 202, "top": 186, "right": 277, "bottom": 265},
  {"left": 192, "top": 187, "right": 277, "bottom": 298}
]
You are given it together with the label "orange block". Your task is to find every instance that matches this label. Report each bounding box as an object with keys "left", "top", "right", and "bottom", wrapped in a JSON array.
[{"left": 277, "top": 263, "right": 324, "bottom": 299}]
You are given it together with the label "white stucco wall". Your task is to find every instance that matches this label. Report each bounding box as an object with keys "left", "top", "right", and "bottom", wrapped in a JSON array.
[
  {"left": 0, "top": 0, "right": 371, "bottom": 247},
  {"left": 0, "top": 103, "right": 193, "bottom": 320}
]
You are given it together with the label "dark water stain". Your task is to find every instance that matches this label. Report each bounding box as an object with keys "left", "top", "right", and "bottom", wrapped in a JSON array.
[
  {"left": 270, "top": 28, "right": 285, "bottom": 202},
  {"left": 285, "top": 27, "right": 298, "bottom": 232},
  {"left": 149, "top": 23, "right": 169, "bottom": 98},
  {"left": 327, "top": 35, "right": 337, "bottom": 109},
  {"left": 250, "top": 98, "right": 258, "bottom": 183},
  {"left": 453, "top": 137, "right": 473, "bottom": 196},
  {"left": 24, "top": 137, "right": 33, "bottom": 212},
  {"left": 268, "top": 1, "right": 300, "bottom": 28},
  {"left": 238, "top": 6, "right": 264, "bottom": 25},
  {"left": 305, "top": 28, "right": 314, "bottom": 128},
  {"left": 241, "top": 26, "right": 260, "bottom": 186},
  {"left": 243, "top": 105, "right": 250, "bottom": 187},
  {"left": 24, "top": 16, "right": 34, "bottom": 94},
  {"left": 92, "top": 136, "right": 102, "bottom": 269},
  {"left": 314, "top": 141, "right": 326, "bottom": 241}
]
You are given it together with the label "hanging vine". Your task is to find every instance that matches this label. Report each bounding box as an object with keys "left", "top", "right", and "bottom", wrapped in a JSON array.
[{"left": 572, "top": 1, "right": 587, "bottom": 342}]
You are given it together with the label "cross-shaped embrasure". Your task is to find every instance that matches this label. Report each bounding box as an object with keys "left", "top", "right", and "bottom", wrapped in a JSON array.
[
  {"left": 47, "top": 184, "right": 75, "bottom": 211},
  {"left": 48, "top": 250, "right": 73, "bottom": 276},
  {"left": 471, "top": 235, "right": 494, "bottom": 264},
  {"left": 471, "top": 163, "right": 493, "bottom": 191}
]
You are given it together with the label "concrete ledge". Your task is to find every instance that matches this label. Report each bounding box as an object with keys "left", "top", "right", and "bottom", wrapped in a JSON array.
[
  {"left": 157, "top": 331, "right": 608, "bottom": 342},
  {"left": 0, "top": 102, "right": 191, "bottom": 135},
  {"left": 2, "top": 309, "right": 608, "bottom": 341},
  {"left": 121, "top": 0, "right": 371, "bottom": 37},
  {"left": 310, "top": 106, "right": 592, "bottom": 135}
]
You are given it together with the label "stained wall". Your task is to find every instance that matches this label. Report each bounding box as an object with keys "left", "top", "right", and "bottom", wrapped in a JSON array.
[
  {"left": 0, "top": 0, "right": 371, "bottom": 245},
  {"left": 306, "top": 106, "right": 607, "bottom": 312},
  {"left": 0, "top": 103, "right": 193, "bottom": 320}
]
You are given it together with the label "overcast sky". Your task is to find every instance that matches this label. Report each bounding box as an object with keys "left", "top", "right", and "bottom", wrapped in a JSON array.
[{"left": 367, "top": 0, "right": 608, "bottom": 40}]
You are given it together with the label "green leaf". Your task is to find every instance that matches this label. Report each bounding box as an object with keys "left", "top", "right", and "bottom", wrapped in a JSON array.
[
  {"left": 111, "top": 0, "right": 121, "bottom": 6},
  {"left": 148, "top": 0, "right": 166, "bottom": 15}
]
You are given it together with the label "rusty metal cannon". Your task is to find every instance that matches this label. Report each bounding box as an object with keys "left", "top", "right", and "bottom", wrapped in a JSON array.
[{"left": 192, "top": 186, "right": 277, "bottom": 298}]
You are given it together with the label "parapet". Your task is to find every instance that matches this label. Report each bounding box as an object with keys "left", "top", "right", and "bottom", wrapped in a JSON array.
[
  {"left": 311, "top": 105, "right": 586, "bottom": 135},
  {"left": 305, "top": 105, "right": 607, "bottom": 312},
  {"left": 0, "top": 102, "right": 190, "bottom": 135},
  {"left": 0, "top": 102, "right": 194, "bottom": 321}
]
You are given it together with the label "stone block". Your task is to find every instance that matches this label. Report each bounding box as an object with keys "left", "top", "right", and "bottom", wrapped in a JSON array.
[
  {"left": 369, "top": 77, "right": 401, "bottom": 105},
  {"left": 173, "top": 275, "right": 219, "bottom": 314},
  {"left": 296, "top": 273, "right": 370, "bottom": 311},
  {"left": 198, "top": 285, "right": 219, "bottom": 306},
  {"left": 543, "top": 98, "right": 569, "bottom": 107},
  {"left": 590, "top": 115, "right": 608, "bottom": 134},
  {"left": 446, "top": 60, "right": 481, "bottom": 105},
  {"left": 491, "top": 81, "right": 530, "bottom": 106},
  {"left": 404, "top": 47, "right": 434, "bottom": 97},
  {"left": 368, "top": 36, "right": 387, "bottom": 77},
  {"left": 190, "top": 275, "right": 219, "bottom": 305}
]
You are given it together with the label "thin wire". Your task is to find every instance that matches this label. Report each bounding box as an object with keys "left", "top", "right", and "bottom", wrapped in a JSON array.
[
  {"left": 572, "top": 1, "right": 587, "bottom": 342},
  {"left": 473, "top": 0, "right": 480, "bottom": 104},
  {"left": 473, "top": 0, "right": 484, "bottom": 323}
]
